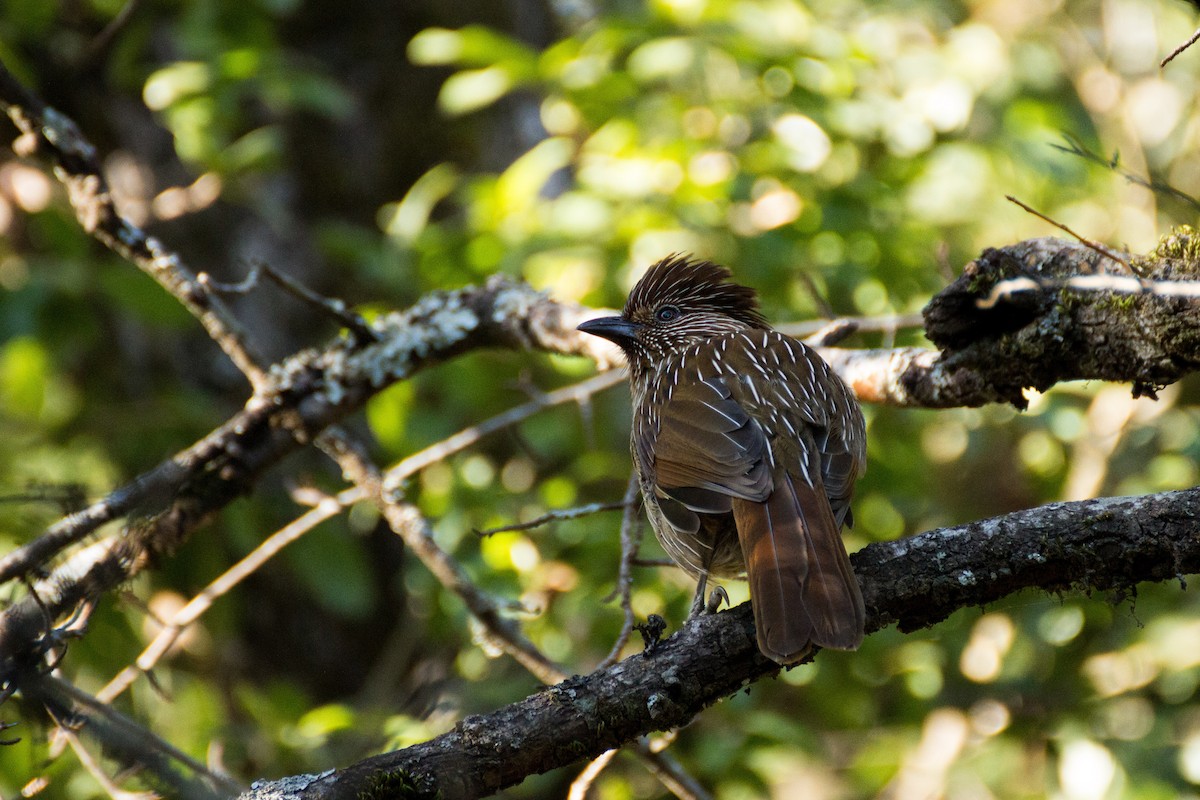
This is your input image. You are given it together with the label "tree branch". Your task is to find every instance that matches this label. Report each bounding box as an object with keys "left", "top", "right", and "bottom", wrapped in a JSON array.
[
  {"left": 240, "top": 487, "right": 1200, "bottom": 800},
  {"left": 919, "top": 234, "right": 1200, "bottom": 405},
  {"left": 0, "top": 277, "right": 612, "bottom": 671},
  {"left": 0, "top": 59, "right": 267, "bottom": 386},
  {"left": 6, "top": 231, "right": 1200, "bottom": 687}
]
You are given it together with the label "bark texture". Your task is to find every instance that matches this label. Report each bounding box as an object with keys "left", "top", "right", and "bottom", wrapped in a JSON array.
[{"left": 240, "top": 488, "right": 1200, "bottom": 800}]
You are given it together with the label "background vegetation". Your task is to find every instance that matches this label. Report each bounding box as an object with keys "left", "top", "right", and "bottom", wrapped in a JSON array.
[{"left": 2, "top": 0, "right": 1200, "bottom": 797}]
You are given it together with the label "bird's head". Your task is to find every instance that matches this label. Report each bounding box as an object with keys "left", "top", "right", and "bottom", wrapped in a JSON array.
[{"left": 577, "top": 254, "right": 768, "bottom": 374}]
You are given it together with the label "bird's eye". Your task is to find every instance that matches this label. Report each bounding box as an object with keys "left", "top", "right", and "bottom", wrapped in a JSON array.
[{"left": 655, "top": 305, "right": 681, "bottom": 322}]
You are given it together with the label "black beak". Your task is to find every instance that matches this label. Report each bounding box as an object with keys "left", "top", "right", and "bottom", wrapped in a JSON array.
[{"left": 577, "top": 315, "right": 641, "bottom": 347}]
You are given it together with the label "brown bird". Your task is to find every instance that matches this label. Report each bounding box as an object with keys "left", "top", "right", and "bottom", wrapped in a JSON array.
[{"left": 578, "top": 255, "right": 866, "bottom": 664}]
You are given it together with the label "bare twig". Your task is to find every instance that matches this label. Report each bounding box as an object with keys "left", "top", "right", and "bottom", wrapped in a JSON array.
[
  {"left": 795, "top": 270, "right": 836, "bottom": 318},
  {"left": 776, "top": 312, "right": 925, "bottom": 339},
  {"left": 1005, "top": 195, "right": 1131, "bottom": 271},
  {"left": 31, "top": 674, "right": 242, "bottom": 799},
  {"left": 61, "top": 728, "right": 158, "bottom": 800},
  {"left": 95, "top": 493, "right": 347, "bottom": 704},
  {"left": 567, "top": 748, "right": 618, "bottom": 800},
  {"left": 631, "top": 557, "right": 676, "bottom": 568},
  {"left": 1050, "top": 136, "right": 1200, "bottom": 212},
  {"left": 0, "top": 484, "right": 86, "bottom": 512},
  {"left": 1061, "top": 385, "right": 1175, "bottom": 502},
  {"left": 80, "top": 0, "right": 143, "bottom": 66},
  {"left": 599, "top": 474, "right": 645, "bottom": 668},
  {"left": 633, "top": 744, "right": 713, "bottom": 800},
  {"left": 1162, "top": 26, "right": 1200, "bottom": 67},
  {"left": 384, "top": 370, "right": 625, "bottom": 492},
  {"left": 201, "top": 263, "right": 380, "bottom": 346},
  {"left": 321, "top": 433, "right": 566, "bottom": 685},
  {"left": 0, "top": 461, "right": 187, "bottom": 587},
  {"left": 475, "top": 500, "right": 630, "bottom": 537}
]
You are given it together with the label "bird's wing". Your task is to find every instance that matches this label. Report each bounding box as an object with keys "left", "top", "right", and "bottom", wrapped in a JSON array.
[
  {"left": 650, "top": 371, "right": 773, "bottom": 509},
  {"left": 655, "top": 331, "right": 865, "bottom": 660},
  {"left": 721, "top": 330, "right": 866, "bottom": 528}
]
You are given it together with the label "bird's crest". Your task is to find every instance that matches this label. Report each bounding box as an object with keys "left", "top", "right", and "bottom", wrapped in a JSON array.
[{"left": 625, "top": 254, "right": 768, "bottom": 328}]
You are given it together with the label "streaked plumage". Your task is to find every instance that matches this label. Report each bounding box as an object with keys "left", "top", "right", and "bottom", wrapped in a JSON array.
[{"left": 578, "top": 255, "right": 866, "bottom": 664}]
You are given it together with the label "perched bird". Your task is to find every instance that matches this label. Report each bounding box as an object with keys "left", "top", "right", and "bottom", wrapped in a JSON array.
[{"left": 578, "top": 255, "right": 866, "bottom": 664}]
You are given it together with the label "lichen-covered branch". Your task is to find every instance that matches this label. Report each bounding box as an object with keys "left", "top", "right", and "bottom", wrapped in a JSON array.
[
  {"left": 920, "top": 233, "right": 1200, "bottom": 406},
  {"left": 817, "top": 233, "right": 1200, "bottom": 409},
  {"left": 0, "top": 277, "right": 612, "bottom": 673},
  {"left": 242, "top": 487, "right": 1200, "bottom": 800}
]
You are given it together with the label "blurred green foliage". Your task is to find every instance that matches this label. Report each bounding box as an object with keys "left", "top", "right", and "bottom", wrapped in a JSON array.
[{"left": 2, "top": 0, "right": 1200, "bottom": 798}]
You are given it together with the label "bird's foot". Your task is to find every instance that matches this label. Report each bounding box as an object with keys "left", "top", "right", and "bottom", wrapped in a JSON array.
[{"left": 704, "top": 585, "right": 730, "bottom": 615}]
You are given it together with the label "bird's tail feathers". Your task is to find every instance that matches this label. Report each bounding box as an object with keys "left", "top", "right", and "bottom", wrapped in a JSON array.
[{"left": 733, "top": 472, "right": 864, "bottom": 664}]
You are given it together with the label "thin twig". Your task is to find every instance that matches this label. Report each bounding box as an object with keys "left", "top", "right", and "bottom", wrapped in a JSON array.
[
  {"left": 195, "top": 269, "right": 261, "bottom": 295},
  {"left": 36, "top": 674, "right": 243, "bottom": 798},
  {"left": 1162, "top": 26, "right": 1200, "bottom": 68},
  {"left": 1050, "top": 135, "right": 1200, "bottom": 212},
  {"left": 202, "top": 263, "right": 379, "bottom": 344},
  {"left": 0, "top": 727, "right": 18, "bottom": 747},
  {"left": 776, "top": 312, "right": 925, "bottom": 340},
  {"left": 631, "top": 557, "right": 676, "bottom": 568},
  {"left": 599, "top": 473, "right": 644, "bottom": 668},
  {"left": 567, "top": 748, "right": 618, "bottom": 800},
  {"left": 61, "top": 728, "right": 158, "bottom": 800},
  {"left": 80, "top": 0, "right": 143, "bottom": 67},
  {"left": 0, "top": 484, "right": 86, "bottom": 512},
  {"left": 0, "top": 460, "right": 188, "bottom": 586},
  {"left": 475, "top": 500, "right": 630, "bottom": 537},
  {"left": 96, "top": 494, "right": 348, "bottom": 704},
  {"left": 321, "top": 433, "right": 566, "bottom": 685},
  {"left": 1005, "top": 195, "right": 1132, "bottom": 271},
  {"left": 384, "top": 370, "right": 625, "bottom": 492},
  {"left": 795, "top": 270, "right": 836, "bottom": 318},
  {"left": 0, "top": 62, "right": 267, "bottom": 388},
  {"left": 633, "top": 742, "right": 713, "bottom": 800}
]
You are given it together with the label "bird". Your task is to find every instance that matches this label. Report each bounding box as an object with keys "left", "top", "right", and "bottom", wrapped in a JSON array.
[{"left": 577, "top": 255, "right": 866, "bottom": 664}]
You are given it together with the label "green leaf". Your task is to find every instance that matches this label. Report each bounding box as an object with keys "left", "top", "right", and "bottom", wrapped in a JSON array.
[
  {"left": 381, "top": 164, "right": 461, "bottom": 244},
  {"left": 409, "top": 25, "right": 538, "bottom": 70},
  {"left": 438, "top": 66, "right": 517, "bottom": 115}
]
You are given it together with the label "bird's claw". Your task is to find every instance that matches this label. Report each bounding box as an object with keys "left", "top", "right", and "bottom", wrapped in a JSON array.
[{"left": 704, "top": 585, "right": 729, "bottom": 614}]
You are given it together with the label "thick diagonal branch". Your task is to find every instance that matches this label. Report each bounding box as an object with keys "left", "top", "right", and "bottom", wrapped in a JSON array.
[
  {"left": 242, "top": 487, "right": 1199, "bottom": 800},
  {"left": 0, "top": 278, "right": 614, "bottom": 671}
]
